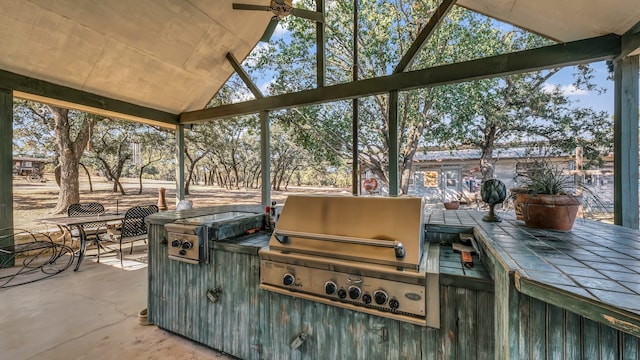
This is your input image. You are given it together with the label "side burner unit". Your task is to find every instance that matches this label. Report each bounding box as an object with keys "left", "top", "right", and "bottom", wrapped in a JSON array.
[
  {"left": 259, "top": 195, "right": 440, "bottom": 327},
  {"left": 165, "top": 211, "right": 264, "bottom": 264}
]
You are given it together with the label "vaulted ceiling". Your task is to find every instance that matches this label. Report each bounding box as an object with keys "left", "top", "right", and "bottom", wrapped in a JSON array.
[
  {"left": 458, "top": 0, "right": 640, "bottom": 45},
  {"left": 0, "top": 0, "right": 270, "bottom": 117},
  {"left": 0, "top": 0, "right": 638, "bottom": 125}
]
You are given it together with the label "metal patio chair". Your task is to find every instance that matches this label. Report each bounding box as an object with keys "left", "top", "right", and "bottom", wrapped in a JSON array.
[
  {"left": 106, "top": 205, "right": 158, "bottom": 267},
  {"left": 66, "top": 202, "right": 108, "bottom": 261},
  {"left": 66, "top": 202, "right": 106, "bottom": 243}
]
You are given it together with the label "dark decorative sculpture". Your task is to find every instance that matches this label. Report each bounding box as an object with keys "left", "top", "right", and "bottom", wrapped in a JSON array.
[{"left": 481, "top": 178, "right": 507, "bottom": 222}]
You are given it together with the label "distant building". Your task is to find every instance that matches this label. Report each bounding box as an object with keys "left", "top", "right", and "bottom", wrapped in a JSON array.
[
  {"left": 13, "top": 156, "right": 49, "bottom": 180},
  {"left": 360, "top": 147, "right": 614, "bottom": 205}
]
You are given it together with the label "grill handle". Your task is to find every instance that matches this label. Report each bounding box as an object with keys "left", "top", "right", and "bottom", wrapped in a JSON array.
[{"left": 274, "top": 230, "right": 406, "bottom": 258}]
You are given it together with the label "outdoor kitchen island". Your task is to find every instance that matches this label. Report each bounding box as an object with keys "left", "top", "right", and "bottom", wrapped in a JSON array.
[{"left": 146, "top": 202, "right": 640, "bottom": 360}]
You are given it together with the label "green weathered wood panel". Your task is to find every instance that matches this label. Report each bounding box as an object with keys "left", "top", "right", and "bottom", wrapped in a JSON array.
[
  {"left": 583, "top": 318, "right": 600, "bottom": 360},
  {"left": 565, "top": 310, "right": 581, "bottom": 360},
  {"left": 515, "top": 293, "right": 640, "bottom": 360},
  {"left": 324, "top": 303, "right": 341, "bottom": 360},
  {"left": 0, "top": 88, "right": 14, "bottom": 268},
  {"left": 442, "top": 285, "right": 456, "bottom": 360},
  {"left": 622, "top": 333, "right": 639, "bottom": 360},
  {"left": 547, "top": 303, "right": 565, "bottom": 359},
  {"left": 217, "top": 250, "right": 259, "bottom": 358},
  {"left": 399, "top": 320, "right": 420, "bottom": 359},
  {"left": 493, "top": 263, "right": 518, "bottom": 360},
  {"left": 519, "top": 294, "right": 531, "bottom": 360},
  {"left": 476, "top": 290, "right": 494, "bottom": 360},
  {"left": 455, "top": 287, "right": 474, "bottom": 360},
  {"left": 530, "top": 298, "right": 547, "bottom": 360},
  {"left": 599, "top": 323, "right": 618, "bottom": 360},
  {"left": 422, "top": 324, "right": 439, "bottom": 360}
]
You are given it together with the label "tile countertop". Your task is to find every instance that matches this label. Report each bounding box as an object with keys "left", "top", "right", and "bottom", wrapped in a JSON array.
[{"left": 426, "top": 210, "right": 640, "bottom": 335}]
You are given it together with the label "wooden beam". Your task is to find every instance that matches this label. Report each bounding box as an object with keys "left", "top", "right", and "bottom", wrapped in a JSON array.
[
  {"left": 260, "top": 111, "right": 271, "bottom": 208},
  {"left": 0, "top": 69, "right": 179, "bottom": 127},
  {"left": 394, "top": 0, "right": 456, "bottom": 73},
  {"left": 620, "top": 21, "right": 640, "bottom": 59},
  {"left": 0, "top": 88, "right": 14, "bottom": 267},
  {"left": 182, "top": 34, "right": 621, "bottom": 123},
  {"left": 226, "top": 52, "right": 264, "bottom": 99},
  {"left": 175, "top": 124, "right": 185, "bottom": 202},
  {"left": 316, "top": 0, "right": 326, "bottom": 88},
  {"left": 388, "top": 90, "right": 399, "bottom": 196},
  {"left": 613, "top": 55, "right": 639, "bottom": 228},
  {"left": 351, "top": 0, "right": 359, "bottom": 196}
]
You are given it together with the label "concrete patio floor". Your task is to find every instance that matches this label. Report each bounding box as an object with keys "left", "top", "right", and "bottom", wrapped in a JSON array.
[{"left": 0, "top": 245, "right": 233, "bottom": 360}]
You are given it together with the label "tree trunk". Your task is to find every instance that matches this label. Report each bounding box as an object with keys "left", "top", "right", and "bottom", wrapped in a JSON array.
[
  {"left": 50, "top": 106, "right": 91, "bottom": 214},
  {"left": 138, "top": 164, "right": 146, "bottom": 194},
  {"left": 79, "top": 163, "right": 93, "bottom": 192},
  {"left": 480, "top": 124, "right": 498, "bottom": 180}
]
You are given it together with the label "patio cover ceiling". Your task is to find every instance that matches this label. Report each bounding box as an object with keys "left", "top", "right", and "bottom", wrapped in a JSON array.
[
  {"left": 458, "top": 0, "right": 640, "bottom": 47},
  {"left": 0, "top": 0, "right": 271, "bottom": 126},
  {"left": 0, "top": 0, "right": 638, "bottom": 126}
]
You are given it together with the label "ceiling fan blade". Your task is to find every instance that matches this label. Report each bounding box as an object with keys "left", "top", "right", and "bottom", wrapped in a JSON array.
[
  {"left": 291, "top": 8, "right": 323, "bottom": 23},
  {"left": 232, "top": 3, "right": 272, "bottom": 11},
  {"left": 260, "top": 18, "right": 280, "bottom": 42}
]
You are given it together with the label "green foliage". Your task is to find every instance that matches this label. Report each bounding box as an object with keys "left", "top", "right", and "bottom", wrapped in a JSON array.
[
  {"left": 241, "top": 0, "right": 612, "bottom": 191},
  {"left": 518, "top": 158, "right": 575, "bottom": 195}
]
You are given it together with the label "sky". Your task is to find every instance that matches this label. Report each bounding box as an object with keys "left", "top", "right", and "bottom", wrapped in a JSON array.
[{"left": 545, "top": 61, "right": 614, "bottom": 117}]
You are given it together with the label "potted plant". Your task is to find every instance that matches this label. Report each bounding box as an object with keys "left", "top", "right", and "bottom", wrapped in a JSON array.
[
  {"left": 512, "top": 159, "right": 586, "bottom": 231},
  {"left": 443, "top": 189, "right": 461, "bottom": 210}
]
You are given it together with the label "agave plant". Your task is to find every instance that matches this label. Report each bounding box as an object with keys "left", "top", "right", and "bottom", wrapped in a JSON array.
[{"left": 519, "top": 159, "right": 575, "bottom": 195}]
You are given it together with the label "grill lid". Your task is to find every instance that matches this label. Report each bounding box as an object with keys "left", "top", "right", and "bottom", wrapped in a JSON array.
[{"left": 268, "top": 195, "right": 424, "bottom": 270}]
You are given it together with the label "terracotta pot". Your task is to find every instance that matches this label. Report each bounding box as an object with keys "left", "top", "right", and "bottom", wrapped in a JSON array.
[
  {"left": 523, "top": 194, "right": 582, "bottom": 231},
  {"left": 513, "top": 193, "right": 530, "bottom": 220},
  {"left": 443, "top": 201, "right": 460, "bottom": 210}
]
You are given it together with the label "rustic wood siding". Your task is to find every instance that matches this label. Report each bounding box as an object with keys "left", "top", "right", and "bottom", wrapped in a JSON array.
[
  {"left": 255, "top": 284, "right": 494, "bottom": 360},
  {"left": 517, "top": 294, "right": 640, "bottom": 360},
  {"left": 148, "top": 224, "right": 262, "bottom": 359},
  {"left": 148, "top": 224, "right": 495, "bottom": 360}
]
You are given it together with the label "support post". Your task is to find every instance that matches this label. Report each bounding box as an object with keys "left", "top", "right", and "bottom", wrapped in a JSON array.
[
  {"left": 388, "top": 91, "right": 399, "bottom": 196},
  {"left": 613, "top": 55, "right": 639, "bottom": 228},
  {"left": 175, "top": 124, "right": 185, "bottom": 203},
  {"left": 316, "top": 0, "right": 325, "bottom": 88},
  {"left": 261, "top": 110, "right": 271, "bottom": 208},
  {"left": 351, "top": 0, "right": 359, "bottom": 196},
  {"left": 0, "top": 88, "right": 14, "bottom": 267}
]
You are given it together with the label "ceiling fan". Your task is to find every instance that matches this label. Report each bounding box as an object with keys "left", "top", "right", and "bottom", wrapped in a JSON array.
[{"left": 232, "top": 0, "right": 323, "bottom": 42}]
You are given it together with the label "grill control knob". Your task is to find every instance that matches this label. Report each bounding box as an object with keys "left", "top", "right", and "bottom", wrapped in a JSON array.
[
  {"left": 389, "top": 299, "right": 400, "bottom": 310},
  {"left": 283, "top": 273, "right": 295, "bottom": 286},
  {"left": 325, "top": 281, "right": 337, "bottom": 295},
  {"left": 348, "top": 286, "right": 361, "bottom": 300},
  {"left": 181, "top": 241, "right": 192, "bottom": 250},
  {"left": 374, "top": 290, "right": 388, "bottom": 305},
  {"left": 171, "top": 239, "right": 181, "bottom": 247},
  {"left": 362, "top": 294, "right": 372, "bottom": 304},
  {"left": 337, "top": 289, "right": 347, "bottom": 299}
]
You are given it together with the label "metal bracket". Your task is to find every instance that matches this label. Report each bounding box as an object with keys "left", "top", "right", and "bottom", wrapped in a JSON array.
[
  {"left": 290, "top": 331, "right": 307, "bottom": 349},
  {"left": 206, "top": 288, "right": 222, "bottom": 303}
]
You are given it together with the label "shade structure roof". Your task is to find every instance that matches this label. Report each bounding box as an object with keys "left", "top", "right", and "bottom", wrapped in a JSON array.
[
  {"left": 0, "top": 0, "right": 638, "bottom": 124},
  {"left": 459, "top": 0, "right": 640, "bottom": 47},
  {"left": 0, "top": 0, "right": 271, "bottom": 120}
]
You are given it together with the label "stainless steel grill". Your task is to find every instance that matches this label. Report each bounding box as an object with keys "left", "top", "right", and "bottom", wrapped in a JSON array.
[
  {"left": 259, "top": 195, "right": 440, "bottom": 327},
  {"left": 165, "top": 211, "right": 264, "bottom": 264}
]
